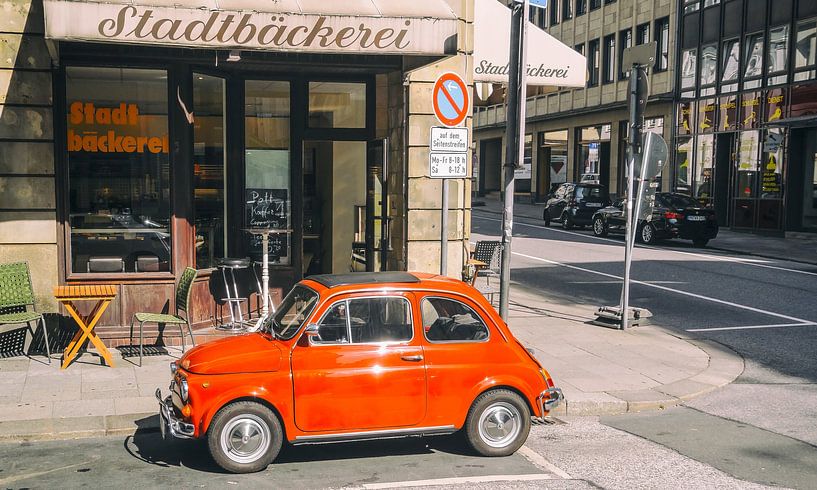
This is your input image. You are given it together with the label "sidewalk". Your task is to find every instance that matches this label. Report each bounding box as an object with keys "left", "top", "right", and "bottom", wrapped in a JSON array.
[
  {"left": 474, "top": 197, "right": 817, "bottom": 266},
  {"left": 0, "top": 281, "right": 745, "bottom": 442}
]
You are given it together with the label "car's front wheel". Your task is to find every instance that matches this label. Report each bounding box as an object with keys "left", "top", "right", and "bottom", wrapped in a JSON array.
[
  {"left": 638, "top": 223, "right": 657, "bottom": 244},
  {"left": 592, "top": 216, "right": 609, "bottom": 237},
  {"left": 208, "top": 401, "right": 283, "bottom": 473},
  {"left": 464, "top": 389, "right": 531, "bottom": 457}
]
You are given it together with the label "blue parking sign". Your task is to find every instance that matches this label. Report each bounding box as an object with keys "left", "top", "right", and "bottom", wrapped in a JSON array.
[{"left": 528, "top": 0, "right": 548, "bottom": 8}]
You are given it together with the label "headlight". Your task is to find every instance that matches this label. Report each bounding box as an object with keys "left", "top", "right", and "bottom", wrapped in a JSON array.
[
  {"left": 170, "top": 361, "right": 178, "bottom": 375},
  {"left": 179, "top": 377, "right": 189, "bottom": 402}
]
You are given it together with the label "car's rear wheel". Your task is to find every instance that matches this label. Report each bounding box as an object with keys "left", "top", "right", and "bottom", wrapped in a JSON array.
[
  {"left": 638, "top": 223, "right": 657, "bottom": 244},
  {"left": 693, "top": 238, "right": 709, "bottom": 247},
  {"left": 464, "top": 389, "right": 531, "bottom": 457},
  {"left": 543, "top": 209, "right": 551, "bottom": 227},
  {"left": 208, "top": 401, "right": 283, "bottom": 473},
  {"left": 592, "top": 216, "right": 609, "bottom": 237}
]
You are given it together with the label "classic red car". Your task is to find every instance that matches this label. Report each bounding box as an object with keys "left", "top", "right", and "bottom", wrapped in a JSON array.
[{"left": 157, "top": 272, "right": 562, "bottom": 473}]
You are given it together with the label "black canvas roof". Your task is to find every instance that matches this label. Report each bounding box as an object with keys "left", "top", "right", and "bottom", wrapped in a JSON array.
[{"left": 307, "top": 272, "right": 421, "bottom": 288}]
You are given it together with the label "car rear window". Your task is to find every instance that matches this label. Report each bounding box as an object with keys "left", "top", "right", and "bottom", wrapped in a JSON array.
[
  {"left": 575, "top": 186, "right": 606, "bottom": 200},
  {"left": 660, "top": 194, "right": 701, "bottom": 209}
]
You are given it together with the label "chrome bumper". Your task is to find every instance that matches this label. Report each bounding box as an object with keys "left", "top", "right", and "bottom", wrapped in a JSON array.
[
  {"left": 537, "top": 387, "right": 564, "bottom": 417},
  {"left": 155, "top": 388, "right": 195, "bottom": 439}
]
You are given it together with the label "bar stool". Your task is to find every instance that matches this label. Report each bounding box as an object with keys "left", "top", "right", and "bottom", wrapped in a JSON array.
[{"left": 215, "top": 257, "right": 251, "bottom": 331}]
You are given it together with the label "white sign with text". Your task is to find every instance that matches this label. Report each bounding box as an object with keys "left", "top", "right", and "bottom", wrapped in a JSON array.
[
  {"left": 430, "top": 127, "right": 469, "bottom": 152},
  {"left": 430, "top": 152, "right": 468, "bottom": 178}
]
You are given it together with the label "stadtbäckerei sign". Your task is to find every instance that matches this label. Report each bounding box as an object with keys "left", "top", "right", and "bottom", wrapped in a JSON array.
[{"left": 43, "top": 2, "right": 456, "bottom": 55}]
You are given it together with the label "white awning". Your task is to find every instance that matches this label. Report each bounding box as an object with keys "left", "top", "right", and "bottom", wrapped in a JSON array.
[
  {"left": 43, "top": 0, "right": 458, "bottom": 55},
  {"left": 474, "top": 0, "right": 586, "bottom": 87}
]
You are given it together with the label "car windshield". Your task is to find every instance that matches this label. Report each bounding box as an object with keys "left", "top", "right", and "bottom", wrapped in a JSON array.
[
  {"left": 660, "top": 194, "right": 701, "bottom": 209},
  {"left": 265, "top": 285, "right": 319, "bottom": 340}
]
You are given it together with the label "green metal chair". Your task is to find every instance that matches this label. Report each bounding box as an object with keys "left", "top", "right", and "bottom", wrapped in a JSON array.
[
  {"left": 0, "top": 262, "right": 51, "bottom": 363},
  {"left": 129, "top": 267, "right": 198, "bottom": 366}
]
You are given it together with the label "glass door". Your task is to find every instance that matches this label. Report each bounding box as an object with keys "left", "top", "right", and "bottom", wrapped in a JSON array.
[{"left": 366, "top": 139, "right": 390, "bottom": 272}]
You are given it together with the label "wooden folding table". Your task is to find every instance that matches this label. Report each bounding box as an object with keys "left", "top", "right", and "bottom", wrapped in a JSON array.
[{"left": 55, "top": 285, "right": 117, "bottom": 369}]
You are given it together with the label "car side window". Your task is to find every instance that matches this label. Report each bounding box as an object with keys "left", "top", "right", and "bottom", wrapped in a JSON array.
[
  {"left": 314, "top": 302, "right": 350, "bottom": 344},
  {"left": 421, "top": 297, "right": 489, "bottom": 343},
  {"left": 314, "top": 297, "right": 413, "bottom": 345}
]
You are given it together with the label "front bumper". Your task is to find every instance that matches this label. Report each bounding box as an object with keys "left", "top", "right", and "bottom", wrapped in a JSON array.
[
  {"left": 156, "top": 388, "right": 195, "bottom": 439},
  {"left": 536, "top": 387, "right": 564, "bottom": 419}
]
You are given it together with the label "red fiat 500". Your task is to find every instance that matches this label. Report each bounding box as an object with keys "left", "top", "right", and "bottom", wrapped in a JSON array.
[{"left": 156, "top": 272, "right": 562, "bottom": 473}]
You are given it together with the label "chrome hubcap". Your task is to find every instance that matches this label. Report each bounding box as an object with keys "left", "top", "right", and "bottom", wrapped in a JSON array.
[
  {"left": 220, "top": 414, "right": 271, "bottom": 464},
  {"left": 478, "top": 402, "right": 521, "bottom": 448},
  {"left": 594, "top": 220, "right": 604, "bottom": 234},
  {"left": 642, "top": 225, "right": 653, "bottom": 241}
]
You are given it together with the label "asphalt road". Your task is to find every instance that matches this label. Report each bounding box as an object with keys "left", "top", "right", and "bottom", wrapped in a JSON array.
[{"left": 473, "top": 210, "right": 817, "bottom": 489}]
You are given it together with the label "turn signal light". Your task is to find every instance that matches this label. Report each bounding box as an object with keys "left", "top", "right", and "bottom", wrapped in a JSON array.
[{"left": 181, "top": 404, "right": 192, "bottom": 418}]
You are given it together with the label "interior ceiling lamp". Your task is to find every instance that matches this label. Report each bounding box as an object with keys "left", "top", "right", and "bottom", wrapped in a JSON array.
[{"left": 227, "top": 50, "right": 241, "bottom": 62}]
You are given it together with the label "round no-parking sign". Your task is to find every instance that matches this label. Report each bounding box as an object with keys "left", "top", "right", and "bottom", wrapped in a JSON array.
[{"left": 432, "top": 72, "right": 469, "bottom": 127}]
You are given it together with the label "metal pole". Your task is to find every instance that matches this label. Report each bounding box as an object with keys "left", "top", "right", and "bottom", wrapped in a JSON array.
[
  {"left": 261, "top": 232, "right": 269, "bottom": 318},
  {"left": 441, "top": 178, "right": 449, "bottom": 275},
  {"left": 621, "top": 64, "right": 640, "bottom": 329},
  {"left": 499, "top": 0, "right": 528, "bottom": 320}
]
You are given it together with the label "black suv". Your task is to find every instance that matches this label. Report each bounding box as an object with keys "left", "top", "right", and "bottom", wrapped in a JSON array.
[{"left": 543, "top": 183, "right": 611, "bottom": 229}]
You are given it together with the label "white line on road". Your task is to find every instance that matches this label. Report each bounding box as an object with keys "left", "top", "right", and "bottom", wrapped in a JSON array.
[
  {"left": 512, "top": 251, "right": 816, "bottom": 325},
  {"left": 474, "top": 213, "right": 817, "bottom": 277},
  {"left": 569, "top": 280, "right": 688, "bottom": 285},
  {"left": 518, "top": 445, "right": 572, "bottom": 479},
  {"left": 359, "top": 473, "right": 556, "bottom": 488},
  {"left": 686, "top": 322, "right": 817, "bottom": 332}
]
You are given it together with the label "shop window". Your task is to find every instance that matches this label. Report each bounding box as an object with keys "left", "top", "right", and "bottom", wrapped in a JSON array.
[
  {"left": 736, "top": 131, "right": 760, "bottom": 198},
  {"left": 677, "top": 101, "right": 696, "bottom": 135},
  {"left": 245, "top": 80, "right": 292, "bottom": 265},
  {"left": 695, "top": 134, "right": 714, "bottom": 204},
  {"left": 588, "top": 39, "right": 600, "bottom": 87},
  {"left": 308, "top": 82, "right": 366, "bottom": 129},
  {"left": 675, "top": 136, "right": 693, "bottom": 195},
  {"left": 540, "top": 130, "right": 569, "bottom": 187},
  {"left": 576, "top": 0, "right": 587, "bottom": 16},
  {"left": 193, "top": 74, "right": 226, "bottom": 269},
  {"left": 743, "top": 33, "right": 764, "bottom": 89},
  {"left": 698, "top": 99, "right": 716, "bottom": 133},
  {"left": 794, "top": 18, "right": 817, "bottom": 81},
  {"left": 618, "top": 29, "right": 632, "bottom": 79},
  {"left": 761, "top": 128, "right": 785, "bottom": 199},
  {"left": 740, "top": 92, "right": 761, "bottom": 129},
  {"left": 65, "top": 67, "right": 171, "bottom": 274},
  {"left": 721, "top": 38, "right": 740, "bottom": 92},
  {"left": 655, "top": 17, "right": 670, "bottom": 72},
  {"left": 577, "top": 124, "right": 610, "bottom": 182},
  {"left": 603, "top": 34, "right": 616, "bottom": 84},
  {"left": 636, "top": 23, "right": 650, "bottom": 46},
  {"left": 718, "top": 94, "right": 738, "bottom": 131},
  {"left": 700, "top": 45, "right": 718, "bottom": 87}
]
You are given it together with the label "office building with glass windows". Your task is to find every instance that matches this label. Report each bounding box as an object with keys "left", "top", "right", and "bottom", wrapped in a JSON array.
[{"left": 674, "top": 0, "right": 817, "bottom": 233}]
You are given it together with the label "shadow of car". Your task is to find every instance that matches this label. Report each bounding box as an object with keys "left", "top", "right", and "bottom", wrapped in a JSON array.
[{"left": 591, "top": 192, "right": 719, "bottom": 247}]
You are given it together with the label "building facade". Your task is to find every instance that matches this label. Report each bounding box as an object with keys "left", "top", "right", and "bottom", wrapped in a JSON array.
[
  {"left": 673, "top": 0, "right": 817, "bottom": 234},
  {"left": 474, "top": 0, "right": 677, "bottom": 202},
  {"left": 0, "top": 0, "right": 475, "bottom": 345}
]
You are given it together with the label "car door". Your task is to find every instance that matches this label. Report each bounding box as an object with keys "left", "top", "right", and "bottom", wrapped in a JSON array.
[{"left": 291, "top": 292, "right": 427, "bottom": 432}]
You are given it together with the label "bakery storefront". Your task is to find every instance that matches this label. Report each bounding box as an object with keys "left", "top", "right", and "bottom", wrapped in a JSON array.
[{"left": 32, "top": 0, "right": 470, "bottom": 340}]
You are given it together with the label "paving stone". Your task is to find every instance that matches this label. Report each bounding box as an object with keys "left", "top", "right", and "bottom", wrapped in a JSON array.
[
  {"left": 0, "top": 401, "right": 52, "bottom": 421},
  {"left": 114, "top": 396, "right": 158, "bottom": 415},
  {"left": 52, "top": 398, "right": 115, "bottom": 418}
]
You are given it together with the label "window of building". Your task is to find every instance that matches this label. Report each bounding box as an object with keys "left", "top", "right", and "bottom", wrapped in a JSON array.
[
  {"left": 795, "top": 18, "right": 817, "bottom": 81},
  {"left": 245, "top": 80, "right": 292, "bottom": 264},
  {"left": 562, "top": 0, "right": 573, "bottom": 20},
  {"left": 65, "top": 67, "right": 171, "bottom": 275},
  {"left": 636, "top": 23, "right": 650, "bottom": 46},
  {"left": 700, "top": 44, "right": 718, "bottom": 87},
  {"left": 619, "top": 29, "right": 632, "bottom": 79},
  {"left": 767, "top": 25, "right": 789, "bottom": 85},
  {"left": 743, "top": 33, "right": 765, "bottom": 88},
  {"left": 684, "top": 0, "right": 701, "bottom": 13},
  {"left": 575, "top": 43, "right": 585, "bottom": 55},
  {"left": 695, "top": 134, "right": 714, "bottom": 204},
  {"left": 588, "top": 39, "right": 600, "bottom": 86},
  {"left": 675, "top": 136, "right": 693, "bottom": 194},
  {"left": 531, "top": 4, "right": 547, "bottom": 29},
  {"left": 193, "top": 74, "right": 226, "bottom": 270},
  {"left": 704, "top": 0, "right": 720, "bottom": 6},
  {"left": 550, "top": 0, "right": 561, "bottom": 26},
  {"left": 603, "top": 34, "right": 616, "bottom": 84},
  {"left": 604, "top": 0, "right": 616, "bottom": 4},
  {"left": 590, "top": 0, "right": 601, "bottom": 10},
  {"left": 736, "top": 130, "right": 761, "bottom": 198},
  {"left": 721, "top": 38, "right": 740, "bottom": 91},
  {"left": 655, "top": 17, "right": 670, "bottom": 72},
  {"left": 681, "top": 48, "right": 698, "bottom": 91},
  {"left": 576, "top": 0, "right": 587, "bottom": 16},
  {"left": 308, "top": 82, "right": 366, "bottom": 128}
]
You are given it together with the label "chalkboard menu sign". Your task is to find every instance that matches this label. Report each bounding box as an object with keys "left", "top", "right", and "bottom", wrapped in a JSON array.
[{"left": 245, "top": 189, "right": 289, "bottom": 261}]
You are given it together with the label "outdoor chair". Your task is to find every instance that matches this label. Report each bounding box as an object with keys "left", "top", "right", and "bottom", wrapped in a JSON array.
[
  {"left": 128, "top": 267, "right": 197, "bottom": 366},
  {"left": 0, "top": 262, "right": 51, "bottom": 363},
  {"left": 471, "top": 240, "right": 501, "bottom": 304}
]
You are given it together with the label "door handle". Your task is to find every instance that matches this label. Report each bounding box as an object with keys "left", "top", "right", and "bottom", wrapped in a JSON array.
[{"left": 400, "top": 355, "right": 423, "bottom": 362}]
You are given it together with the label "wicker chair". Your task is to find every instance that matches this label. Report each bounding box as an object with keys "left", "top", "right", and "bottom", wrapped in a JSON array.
[
  {"left": 128, "top": 267, "right": 198, "bottom": 366},
  {"left": 0, "top": 262, "right": 51, "bottom": 363}
]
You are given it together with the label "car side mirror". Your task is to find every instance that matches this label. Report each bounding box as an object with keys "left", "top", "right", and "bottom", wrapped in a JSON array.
[{"left": 298, "top": 324, "right": 320, "bottom": 346}]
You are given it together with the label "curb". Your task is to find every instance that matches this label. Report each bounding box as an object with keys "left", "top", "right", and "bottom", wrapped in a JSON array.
[
  {"left": 549, "top": 331, "right": 745, "bottom": 417},
  {"left": 0, "top": 413, "right": 158, "bottom": 442}
]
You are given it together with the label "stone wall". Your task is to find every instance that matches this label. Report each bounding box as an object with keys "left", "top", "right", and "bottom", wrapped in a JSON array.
[{"left": 0, "top": 0, "right": 58, "bottom": 310}]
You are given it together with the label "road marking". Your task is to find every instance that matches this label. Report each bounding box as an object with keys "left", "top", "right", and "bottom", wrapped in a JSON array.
[
  {"left": 360, "top": 473, "right": 556, "bottom": 488},
  {"left": 474, "top": 213, "right": 817, "bottom": 277},
  {"left": 0, "top": 461, "right": 92, "bottom": 486},
  {"left": 569, "top": 280, "right": 688, "bottom": 285},
  {"left": 512, "top": 251, "right": 816, "bottom": 325},
  {"left": 518, "top": 445, "right": 572, "bottom": 479},
  {"left": 687, "top": 322, "right": 817, "bottom": 332}
]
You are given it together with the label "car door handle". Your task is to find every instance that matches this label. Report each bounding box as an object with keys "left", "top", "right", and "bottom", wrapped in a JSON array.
[{"left": 400, "top": 355, "right": 424, "bottom": 362}]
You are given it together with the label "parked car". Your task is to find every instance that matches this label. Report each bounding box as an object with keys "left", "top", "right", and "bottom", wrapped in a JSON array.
[
  {"left": 157, "top": 272, "right": 563, "bottom": 473},
  {"left": 591, "top": 192, "right": 719, "bottom": 247},
  {"left": 543, "top": 183, "right": 611, "bottom": 229}
]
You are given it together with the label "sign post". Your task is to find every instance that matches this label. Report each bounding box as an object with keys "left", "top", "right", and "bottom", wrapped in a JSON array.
[{"left": 430, "top": 76, "right": 469, "bottom": 276}]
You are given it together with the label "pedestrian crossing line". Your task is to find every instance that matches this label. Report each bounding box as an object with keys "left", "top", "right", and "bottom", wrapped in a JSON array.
[
  {"left": 518, "top": 445, "right": 572, "bottom": 479},
  {"left": 686, "top": 322, "right": 817, "bottom": 332},
  {"left": 359, "top": 473, "right": 556, "bottom": 488}
]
